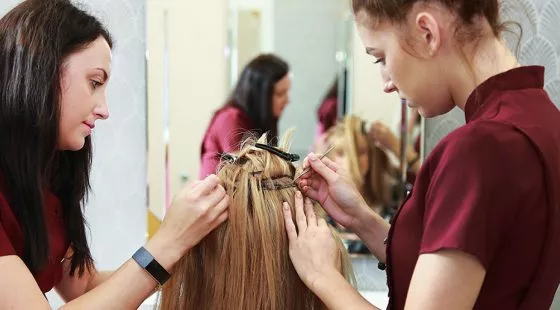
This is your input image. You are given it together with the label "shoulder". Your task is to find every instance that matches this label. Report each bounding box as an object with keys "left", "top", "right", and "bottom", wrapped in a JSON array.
[
  {"left": 426, "top": 121, "right": 543, "bottom": 186},
  {"left": 214, "top": 105, "right": 251, "bottom": 124}
]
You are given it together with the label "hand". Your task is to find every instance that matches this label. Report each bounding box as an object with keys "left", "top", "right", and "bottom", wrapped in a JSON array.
[
  {"left": 283, "top": 192, "right": 340, "bottom": 290},
  {"left": 368, "top": 121, "right": 399, "bottom": 155},
  {"left": 150, "top": 175, "right": 229, "bottom": 266},
  {"left": 297, "top": 153, "right": 370, "bottom": 230}
]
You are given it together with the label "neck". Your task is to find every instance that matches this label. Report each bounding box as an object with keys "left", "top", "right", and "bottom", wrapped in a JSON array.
[{"left": 450, "top": 36, "right": 520, "bottom": 110}]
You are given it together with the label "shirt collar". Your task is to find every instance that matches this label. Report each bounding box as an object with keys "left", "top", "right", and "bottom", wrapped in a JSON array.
[{"left": 464, "top": 66, "right": 545, "bottom": 123}]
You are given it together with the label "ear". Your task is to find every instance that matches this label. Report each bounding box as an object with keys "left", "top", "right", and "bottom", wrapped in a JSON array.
[{"left": 414, "top": 13, "right": 441, "bottom": 57}]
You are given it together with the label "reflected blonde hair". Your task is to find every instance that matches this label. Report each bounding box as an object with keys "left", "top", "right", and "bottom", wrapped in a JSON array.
[
  {"left": 326, "top": 115, "right": 392, "bottom": 209},
  {"left": 160, "top": 132, "right": 353, "bottom": 310}
]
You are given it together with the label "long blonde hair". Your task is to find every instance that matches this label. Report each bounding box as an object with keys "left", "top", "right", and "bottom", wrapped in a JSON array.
[
  {"left": 160, "top": 133, "right": 353, "bottom": 310},
  {"left": 326, "top": 115, "right": 392, "bottom": 209}
]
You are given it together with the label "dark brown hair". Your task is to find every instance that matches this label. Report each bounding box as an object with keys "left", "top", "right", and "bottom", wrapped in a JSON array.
[
  {"left": 0, "top": 0, "right": 112, "bottom": 275},
  {"left": 226, "top": 54, "right": 289, "bottom": 141},
  {"left": 352, "top": 0, "right": 505, "bottom": 41}
]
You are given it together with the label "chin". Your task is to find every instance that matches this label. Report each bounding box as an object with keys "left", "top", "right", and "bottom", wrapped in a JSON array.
[{"left": 58, "top": 139, "right": 86, "bottom": 151}]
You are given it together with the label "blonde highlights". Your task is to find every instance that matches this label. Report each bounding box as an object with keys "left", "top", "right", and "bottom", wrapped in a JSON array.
[
  {"left": 326, "top": 116, "right": 392, "bottom": 210},
  {"left": 160, "top": 132, "right": 353, "bottom": 310}
]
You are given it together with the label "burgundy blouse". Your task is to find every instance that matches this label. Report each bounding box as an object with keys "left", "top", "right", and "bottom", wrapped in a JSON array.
[
  {"left": 0, "top": 175, "right": 69, "bottom": 293},
  {"left": 199, "top": 105, "right": 254, "bottom": 179},
  {"left": 386, "top": 66, "right": 560, "bottom": 309}
]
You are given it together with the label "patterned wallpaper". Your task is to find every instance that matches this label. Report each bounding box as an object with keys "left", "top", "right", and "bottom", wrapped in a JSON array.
[
  {"left": 424, "top": 0, "right": 560, "bottom": 155},
  {"left": 0, "top": 0, "right": 147, "bottom": 307}
]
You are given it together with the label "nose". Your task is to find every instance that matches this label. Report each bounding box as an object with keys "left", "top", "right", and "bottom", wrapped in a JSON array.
[
  {"left": 94, "top": 99, "right": 110, "bottom": 120},
  {"left": 380, "top": 66, "right": 397, "bottom": 93},
  {"left": 383, "top": 81, "right": 398, "bottom": 93}
]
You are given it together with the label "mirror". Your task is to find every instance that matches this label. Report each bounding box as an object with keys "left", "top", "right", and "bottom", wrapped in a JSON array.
[{"left": 146, "top": 1, "right": 421, "bottom": 307}]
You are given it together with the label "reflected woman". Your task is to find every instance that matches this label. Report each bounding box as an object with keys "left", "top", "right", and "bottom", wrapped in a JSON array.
[
  {"left": 326, "top": 115, "right": 394, "bottom": 216},
  {"left": 199, "top": 54, "right": 291, "bottom": 179}
]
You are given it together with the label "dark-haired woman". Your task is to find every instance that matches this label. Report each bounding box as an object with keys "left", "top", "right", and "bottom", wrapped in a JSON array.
[
  {"left": 0, "top": 1, "right": 228, "bottom": 308},
  {"left": 282, "top": 0, "right": 560, "bottom": 309},
  {"left": 199, "top": 54, "right": 291, "bottom": 178}
]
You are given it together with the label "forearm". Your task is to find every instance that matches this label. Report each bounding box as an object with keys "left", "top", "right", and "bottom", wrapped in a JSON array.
[
  {"left": 313, "top": 272, "right": 379, "bottom": 310},
  {"left": 60, "top": 260, "right": 156, "bottom": 309},
  {"left": 60, "top": 235, "right": 181, "bottom": 309},
  {"left": 86, "top": 271, "right": 113, "bottom": 292},
  {"left": 352, "top": 206, "right": 390, "bottom": 263}
]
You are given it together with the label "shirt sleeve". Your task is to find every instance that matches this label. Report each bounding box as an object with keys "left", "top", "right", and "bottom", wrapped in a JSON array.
[
  {"left": 199, "top": 110, "right": 252, "bottom": 179},
  {"left": 0, "top": 223, "right": 16, "bottom": 257},
  {"left": 420, "top": 123, "right": 542, "bottom": 269}
]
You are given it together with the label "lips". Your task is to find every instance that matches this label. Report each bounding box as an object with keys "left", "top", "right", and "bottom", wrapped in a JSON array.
[{"left": 83, "top": 122, "right": 95, "bottom": 129}]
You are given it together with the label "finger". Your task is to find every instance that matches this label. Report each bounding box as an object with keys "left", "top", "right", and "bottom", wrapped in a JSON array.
[
  {"left": 304, "top": 198, "right": 317, "bottom": 228},
  {"left": 189, "top": 180, "right": 202, "bottom": 188},
  {"left": 318, "top": 217, "right": 328, "bottom": 228},
  {"left": 301, "top": 186, "right": 320, "bottom": 202},
  {"left": 319, "top": 156, "right": 340, "bottom": 173},
  {"left": 194, "top": 174, "right": 220, "bottom": 195},
  {"left": 210, "top": 210, "right": 228, "bottom": 229},
  {"left": 302, "top": 156, "right": 310, "bottom": 170},
  {"left": 294, "top": 191, "right": 307, "bottom": 233},
  {"left": 209, "top": 194, "right": 229, "bottom": 218},
  {"left": 206, "top": 184, "right": 227, "bottom": 205},
  {"left": 282, "top": 202, "right": 298, "bottom": 241}
]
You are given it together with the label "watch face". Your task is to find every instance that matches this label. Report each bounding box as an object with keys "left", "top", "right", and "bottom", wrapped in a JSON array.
[{"left": 133, "top": 247, "right": 171, "bottom": 285}]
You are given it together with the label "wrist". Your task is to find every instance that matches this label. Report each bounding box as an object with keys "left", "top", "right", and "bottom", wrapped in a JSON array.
[
  {"left": 349, "top": 201, "right": 378, "bottom": 234},
  {"left": 308, "top": 268, "right": 344, "bottom": 294},
  {"left": 144, "top": 232, "right": 185, "bottom": 271}
]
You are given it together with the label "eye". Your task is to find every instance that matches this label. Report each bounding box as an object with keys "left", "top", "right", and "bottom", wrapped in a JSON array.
[
  {"left": 91, "top": 80, "right": 103, "bottom": 89},
  {"left": 373, "top": 58, "right": 386, "bottom": 65}
]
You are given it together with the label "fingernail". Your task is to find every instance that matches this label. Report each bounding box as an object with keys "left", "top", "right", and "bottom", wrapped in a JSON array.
[
  {"left": 309, "top": 153, "right": 317, "bottom": 161},
  {"left": 283, "top": 202, "right": 289, "bottom": 210},
  {"left": 296, "top": 191, "right": 302, "bottom": 198}
]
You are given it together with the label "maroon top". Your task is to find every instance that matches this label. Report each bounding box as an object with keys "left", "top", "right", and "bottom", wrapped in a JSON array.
[
  {"left": 317, "top": 96, "right": 338, "bottom": 135},
  {"left": 199, "top": 105, "right": 254, "bottom": 179},
  {"left": 0, "top": 175, "right": 69, "bottom": 293},
  {"left": 386, "top": 66, "right": 560, "bottom": 309}
]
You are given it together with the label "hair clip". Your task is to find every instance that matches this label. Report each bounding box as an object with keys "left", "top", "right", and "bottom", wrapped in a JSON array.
[
  {"left": 254, "top": 143, "right": 300, "bottom": 162},
  {"left": 220, "top": 153, "right": 238, "bottom": 163}
]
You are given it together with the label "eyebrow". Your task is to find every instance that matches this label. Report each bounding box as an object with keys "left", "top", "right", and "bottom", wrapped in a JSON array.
[{"left": 365, "top": 47, "right": 377, "bottom": 55}]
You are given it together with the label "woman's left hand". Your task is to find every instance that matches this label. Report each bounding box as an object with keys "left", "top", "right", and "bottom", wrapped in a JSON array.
[{"left": 282, "top": 191, "right": 341, "bottom": 290}]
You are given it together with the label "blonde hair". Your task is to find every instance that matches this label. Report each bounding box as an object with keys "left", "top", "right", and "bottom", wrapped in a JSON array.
[
  {"left": 160, "top": 132, "right": 353, "bottom": 310},
  {"left": 326, "top": 115, "right": 392, "bottom": 209}
]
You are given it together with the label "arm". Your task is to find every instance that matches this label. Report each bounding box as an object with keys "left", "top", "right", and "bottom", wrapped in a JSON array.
[
  {"left": 0, "top": 235, "right": 171, "bottom": 310},
  {"left": 55, "top": 248, "right": 113, "bottom": 301},
  {"left": 314, "top": 272, "right": 379, "bottom": 310},
  {"left": 59, "top": 235, "right": 177, "bottom": 309},
  {"left": 1, "top": 175, "right": 229, "bottom": 309},
  {"left": 352, "top": 205, "right": 390, "bottom": 263},
  {"left": 405, "top": 250, "right": 485, "bottom": 310}
]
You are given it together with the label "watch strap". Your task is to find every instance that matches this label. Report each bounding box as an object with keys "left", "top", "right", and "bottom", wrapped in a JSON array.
[{"left": 132, "top": 246, "right": 171, "bottom": 286}]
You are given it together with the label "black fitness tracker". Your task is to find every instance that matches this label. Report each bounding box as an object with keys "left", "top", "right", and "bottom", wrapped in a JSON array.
[{"left": 132, "top": 246, "right": 171, "bottom": 286}]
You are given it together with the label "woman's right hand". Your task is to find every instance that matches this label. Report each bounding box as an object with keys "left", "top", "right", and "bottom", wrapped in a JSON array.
[
  {"left": 147, "top": 174, "right": 229, "bottom": 267},
  {"left": 297, "top": 153, "right": 370, "bottom": 230}
]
